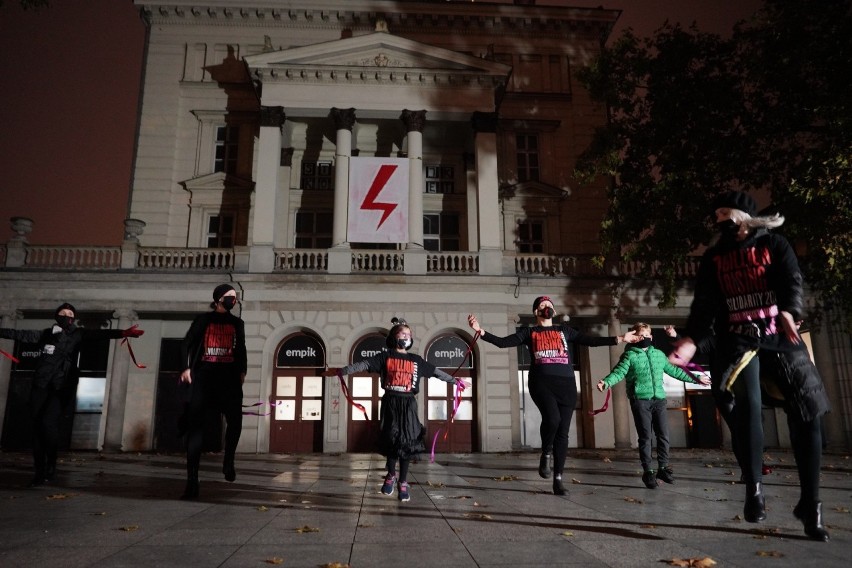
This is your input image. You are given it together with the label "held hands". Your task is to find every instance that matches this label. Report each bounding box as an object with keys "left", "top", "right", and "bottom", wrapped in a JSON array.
[
  {"left": 596, "top": 380, "right": 607, "bottom": 392},
  {"left": 121, "top": 325, "right": 144, "bottom": 338},
  {"left": 322, "top": 367, "right": 341, "bottom": 377},
  {"left": 467, "top": 314, "right": 482, "bottom": 334},
  {"left": 620, "top": 330, "right": 640, "bottom": 344},
  {"left": 455, "top": 378, "right": 471, "bottom": 391}
]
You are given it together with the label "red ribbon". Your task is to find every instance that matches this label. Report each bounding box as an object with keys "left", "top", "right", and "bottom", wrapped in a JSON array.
[
  {"left": 430, "top": 331, "right": 480, "bottom": 463},
  {"left": 242, "top": 401, "right": 272, "bottom": 416},
  {"left": 337, "top": 370, "right": 370, "bottom": 421},
  {"left": 120, "top": 325, "right": 147, "bottom": 368},
  {"left": 0, "top": 348, "right": 20, "bottom": 364},
  {"left": 589, "top": 389, "right": 611, "bottom": 416}
]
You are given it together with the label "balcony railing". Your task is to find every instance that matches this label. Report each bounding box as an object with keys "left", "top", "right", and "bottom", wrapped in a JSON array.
[
  {"left": 275, "top": 249, "right": 328, "bottom": 272},
  {"left": 3, "top": 245, "right": 123, "bottom": 270},
  {"left": 137, "top": 248, "right": 235, "bottom": 270},
  {"left": 1, "top": 243, "right": 700, "bottom": 279}
]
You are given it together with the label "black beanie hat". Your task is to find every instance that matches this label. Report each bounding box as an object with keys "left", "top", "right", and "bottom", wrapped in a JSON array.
[
  {"left": 532, "top": 296, "right": 552, "bottom": 312},
  {"left": 54, "top": 302, "right": 76, "bottom": 317},
  {"left": 212, "top": 284, "right": 235, "bottom": 302},
  {"left": 712, "top": 191, "right": 757, "bottom": 216}
]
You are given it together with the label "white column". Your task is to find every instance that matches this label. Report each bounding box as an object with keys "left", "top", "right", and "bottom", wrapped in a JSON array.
[
  {"left": 331, "top": 108, "right": 355, "bottom": 248},
  {"left": 0, "top": 309, "right": 21, "bottom": 443},
  {"left": 249, "top": 106, "right": 285, "bottom": 272},
  {"left": 472, "top": 112, "right": 502, "bottom": 275},
  {"left": 328, "top": 108, "right": 356, "bottom": 274},
  {"left": 102, "top": 309, "right": 138, "bottom": 452},
  {"left": 608, "top": 311, "right": 631, "bottom": 449},
  {"left": 401, "top": 110, "right": 426, "bottom": 250}
]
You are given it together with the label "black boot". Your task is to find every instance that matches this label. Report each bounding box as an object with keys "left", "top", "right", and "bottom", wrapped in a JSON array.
[
  {"left": 552, "top": 474, "right": 567, "bottom": 496},
  {"left": 794, "top": 501, "right": 830, "bottom": 542},
  {"left": 744, "top": 482, "right": 766, "bottom": 522},
  {"left": 223, "top": 456, "right": 236, "bottom": 482},
  {"left": 538, "top": 452, "right": 553, "bottom": 478},
  {"left": 181, "top": 468, "right": 199, "bottom": 500}
]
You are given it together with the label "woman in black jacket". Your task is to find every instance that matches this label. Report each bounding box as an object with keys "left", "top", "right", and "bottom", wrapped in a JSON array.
[
  {"left": 669, "top": 192, "right": 830, "bottom": 541},
  {"left": 178, "top": 284, "right": 247, "bottom": 500},
  {"left": 0, "top": 303, "right": 143, "bottom": 486}
]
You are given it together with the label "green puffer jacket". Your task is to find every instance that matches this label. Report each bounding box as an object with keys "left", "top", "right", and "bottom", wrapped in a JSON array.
[{"left": 601, "top": 345, "right": 697, "bottom": 400}]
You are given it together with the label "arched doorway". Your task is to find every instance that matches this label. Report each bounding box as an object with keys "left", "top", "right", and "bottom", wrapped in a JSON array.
[
  {"left": 425, "top": 333, "right": 477, "bottom": 453},
  {"left": 346, "top": 333, "right": 385, "bottom": 452},
  {"left": 269, "top": 332, "right": 326, "bottom": 453}
]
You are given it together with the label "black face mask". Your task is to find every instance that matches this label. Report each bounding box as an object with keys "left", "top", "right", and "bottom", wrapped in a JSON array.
[
  {"left": 715, "top": 219, "right": 740, "bottom": 238},
  {"left": 221, "top": 296, "right": 237, "bottom": 311},
  {"left": 538, "top": 307, "right": 555, "bottom": 319},
  {"left": 636, "top": 337, "right": 652, "bottom": 349},
  {"left": 55, "top": 315, "right": 75, "bottom": 330},
  {"left": 396, "top": 337, "right": 412, "bottom": 350}
]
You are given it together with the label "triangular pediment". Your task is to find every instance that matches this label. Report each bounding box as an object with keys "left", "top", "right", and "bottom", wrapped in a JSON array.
[
  {"left": 499, "top": 181, "right": 568, "bottom": 201},
  {"left": 180, "top": 172, "right": 255, "bottom": 192},
  {"left": 245, "top": 32, "right": 510, "bottom": 76}
]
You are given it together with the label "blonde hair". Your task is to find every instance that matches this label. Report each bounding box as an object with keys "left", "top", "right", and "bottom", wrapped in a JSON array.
[{"left": 630, "top": 322, "right": 651, "bottom": 334}]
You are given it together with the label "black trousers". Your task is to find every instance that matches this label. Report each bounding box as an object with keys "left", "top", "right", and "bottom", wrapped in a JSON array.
[
  {"left": 630, "top": 398, "right": 670, "bottom": 471},
  {"left": 29, "top": 386, "right": 65, "bottom": 476},
  {"left": 528, "top": 374, "right": 576, "bottom": 476},
  {"left": 183, "top": 366, "right": 243, "bottom": 478},
  {"left": 716, "top": 351, "right": 822, "bottom": 502}
]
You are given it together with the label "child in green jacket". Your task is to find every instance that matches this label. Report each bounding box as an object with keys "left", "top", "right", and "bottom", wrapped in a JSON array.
[{"left": 597, "top": 323, "right": 710, "bottom": 488}]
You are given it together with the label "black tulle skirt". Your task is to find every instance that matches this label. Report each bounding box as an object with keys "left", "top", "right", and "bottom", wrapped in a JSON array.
[{"left": 377, "top": 393, "right": 425, "bottom": 460}]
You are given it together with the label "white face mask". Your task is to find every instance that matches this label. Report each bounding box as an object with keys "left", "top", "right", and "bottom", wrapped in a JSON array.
[{"left": 396, "top": 337, "right": 412, "bottom": 350}]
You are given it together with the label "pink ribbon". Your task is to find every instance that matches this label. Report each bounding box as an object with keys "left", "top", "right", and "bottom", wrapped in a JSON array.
[
  {"left": 338, "top": 370, "right": 370, "bottom": 421},
  {"left": 429, "top": 331, "right": 480, "bottom": 462}
]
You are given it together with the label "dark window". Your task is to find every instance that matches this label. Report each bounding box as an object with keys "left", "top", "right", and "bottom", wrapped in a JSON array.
[
  {"left": 516, "top": 219, "right": 544, "bottom": 253},
  {"left": 516, "top": 134, "right": 540, "bottom": 182},
  {"left": 425, "top": 165, "right": 455, "bottom": 194},
  {"left": 207, "top": 214, "right": 235, "bottom": 248},
  {"left": 214, "top": 126, "right": 239, "bottom": 174},
  {"left": 300, "top": 161, "right": 334, "bottom": 190},
  {"left": 295, "top": 211, "right": 333, "bottom": 249},
  {"left": 423, "top": 213, "right": 460, "bottom": 252}
]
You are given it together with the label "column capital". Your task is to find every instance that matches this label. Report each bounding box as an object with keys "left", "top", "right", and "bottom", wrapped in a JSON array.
[
  {"left": 330, "top": 107, "right": 356, "bottom": 131},
  {"left": 112, "top": 309, "right": 139, "bottom": 322},
  {"left": 400, "top": 109, "right": 427, "bottom": 133},
  {"left": 471, "top": 111, "right": 498, "bottom": 133},
  {"left": 260, "top": 106, "right": 286, "bottom": 128},
  {"left": 0, "top": 308, "right": 22, "bottom": 322}
]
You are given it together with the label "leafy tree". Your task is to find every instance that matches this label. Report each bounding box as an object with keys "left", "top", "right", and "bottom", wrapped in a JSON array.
[{"left": 575, "top": 0, "right": 852, "bottom": 327}]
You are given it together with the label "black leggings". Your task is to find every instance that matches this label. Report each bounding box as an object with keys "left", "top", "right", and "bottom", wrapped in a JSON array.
[
  {"left": 183, "top": 367, "right": 243, "bottom": 477},
  {"left": 529, "top": 374, "right": 576, "bottom": 476},
  {"left": 29, "top": 387, "right": 65, "bottom": 475},
  {"left": 719, "top": 353, "right": 821, "bottom": 502},
  {"left": 386, "top": 457, "right": 410, "bottom": 483}
]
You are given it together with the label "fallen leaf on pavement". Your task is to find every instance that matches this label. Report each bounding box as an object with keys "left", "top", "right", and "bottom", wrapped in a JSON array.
[
  {"left": 756, "top": 551, "right": 784, "bottom": 558},
  {"left": 295, "top": 525, "right": 320, "bottom": 533},
  {"left": 491, "top": 475, "right": 518, "bottom": 481},
  {"left": 319, "top": 563, "right": 350, "bottom": 568},
  {"left": 624, "top": 497, "right": 644, "bottom": 504},
  {"left": 571, "top": 478, "right": 582, "bottom": 484},
  {"left": 660, "top": 557, "right": 716, "bottom": 567},
  {"left": 119, "top": 525, "right": 139, "bottom": 532},
  {"left": 561, "top": 531, "right": 574, "bottom": 536},
  {"left": 264, "top": 557, "right": 284, "bottom": 565},
  {"left": 257, "top": 506, "right": 269, "bottom": 512}
]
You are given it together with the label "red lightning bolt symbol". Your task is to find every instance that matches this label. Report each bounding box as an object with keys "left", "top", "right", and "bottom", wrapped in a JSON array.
[{"left": 360, "top": 164, "right": 398, "bottom": 230}]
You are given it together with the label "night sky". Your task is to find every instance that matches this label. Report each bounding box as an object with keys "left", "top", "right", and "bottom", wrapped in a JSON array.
[{"left": 0, "top": 0, "right": 762, "bottom": 246}]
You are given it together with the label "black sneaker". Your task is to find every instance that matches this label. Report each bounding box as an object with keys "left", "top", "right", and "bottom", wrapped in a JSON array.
[
  {"left": 657, "top": 466, "right": 674, "bottom": 484},
  {"left": 642, "top": 470, "right": 657, "bottom": 489}
]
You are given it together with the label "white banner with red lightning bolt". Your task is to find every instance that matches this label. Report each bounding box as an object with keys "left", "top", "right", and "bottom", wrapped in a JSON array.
[{"left": 347, "top": 157, "right": 410, "bottom": 243}]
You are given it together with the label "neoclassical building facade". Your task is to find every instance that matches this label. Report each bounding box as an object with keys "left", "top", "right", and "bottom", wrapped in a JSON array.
[{"left": 1, "top": 0, "right": 850, "bottom": 455}]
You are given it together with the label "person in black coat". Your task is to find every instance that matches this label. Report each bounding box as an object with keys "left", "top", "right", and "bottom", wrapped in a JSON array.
[
  {"left": 178, "top": 284, "right": 247, "bottom": 500},
  {"left": 669, "top": 191, "right": 830, "bottom": 541},
  {"left": 0, "top": 303, "right": 143, "bottom": 486}
]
